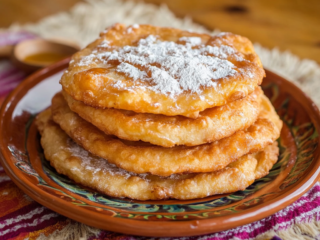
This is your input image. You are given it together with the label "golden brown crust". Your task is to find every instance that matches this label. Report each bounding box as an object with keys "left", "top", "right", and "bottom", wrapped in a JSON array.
[
  {"left": 207, "top": 32, "right": 263, "bottom": 67},
  {"left": 51, "top": 92, "right": 282, "bottom": 177},
  {"left": 253, "top": 141, "right": 279, "bottom": 179},
  {"left": 60, "top": 24, "right": 265, "bottom": 117},
  {"left": 36, "top": 109, "right": 279, "bottom": 200},
  {"left": 63, "top": 87, "right": 262, "bottom": 147}
]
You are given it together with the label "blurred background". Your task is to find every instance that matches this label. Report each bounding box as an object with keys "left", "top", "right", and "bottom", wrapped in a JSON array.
[{"left": 0, "top": 0, "right": 319, "bottom": 63}]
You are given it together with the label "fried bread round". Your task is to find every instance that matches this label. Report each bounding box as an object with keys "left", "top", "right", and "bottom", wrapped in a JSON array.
[
  {"left": 63, "top": 87, "right": 262, "bottom": 147},
  {"left": 51, "top": 92, "right": 282, "bottom": 177},
  {"left": 36, "top": 109, "right": 279, "bottom": 200},
  {"left": 60, "top": 24, "right": 265, "bottom": 118}
]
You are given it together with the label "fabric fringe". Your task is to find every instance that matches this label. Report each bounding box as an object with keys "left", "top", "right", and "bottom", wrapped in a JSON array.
[
  {"left": 253, "top": 44, "right": 320, "bottom": 107},
  {"left": 7, "top": 0, "right": 209, "bottom": 48},
  {"left": 4, "top": 0, "right": 319, "bottom": 239},
  {"left": 37, "top": 220, "right": 99, "bottom": 240},
  {"left": 254, "top": 219, "right": 320, "bottom": 240}
]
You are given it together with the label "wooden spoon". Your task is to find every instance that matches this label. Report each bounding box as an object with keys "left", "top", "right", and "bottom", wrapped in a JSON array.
[{"left": 10, "top": 38, "right": 79, "bottom": 73}]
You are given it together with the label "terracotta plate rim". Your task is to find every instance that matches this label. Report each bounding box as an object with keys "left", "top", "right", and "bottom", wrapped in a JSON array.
[{"left": 1, "top": 59, "right": 320, "bottom": 237}]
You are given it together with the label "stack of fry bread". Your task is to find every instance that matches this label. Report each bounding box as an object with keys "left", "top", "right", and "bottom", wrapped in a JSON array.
[{"left": 36, "top": 24, "right": 282, "bottom": 200}]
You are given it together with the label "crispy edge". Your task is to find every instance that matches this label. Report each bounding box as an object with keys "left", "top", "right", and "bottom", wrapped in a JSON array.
[
  {"left": 60, "top": 24, "right": 265, "bottom": 117},
  {"left": 36, "top": 110, "right": 278, "bottom": 200},
  {"left": 51, "top": 92, "right": 282, "bottom": 177},
  {"left": 63, "top": 87, "right": 262, "bottom": 147}
]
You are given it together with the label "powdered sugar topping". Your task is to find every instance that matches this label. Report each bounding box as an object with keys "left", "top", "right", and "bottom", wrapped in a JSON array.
[
  {"left": 77, "top": 35, "right": 247, "bottom": 97},
  {"left": 179, "top": 36, "right": 202, "bottom": 46}
]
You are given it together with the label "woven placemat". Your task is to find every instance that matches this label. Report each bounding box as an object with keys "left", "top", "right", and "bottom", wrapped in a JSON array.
[{"left": 1, "top": 0, "right": 320, "bottom": 239}]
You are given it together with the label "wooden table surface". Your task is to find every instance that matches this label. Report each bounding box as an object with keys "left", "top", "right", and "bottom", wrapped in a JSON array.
[{"left": 0, "top": 0, "right": 319, "bottom": 63}]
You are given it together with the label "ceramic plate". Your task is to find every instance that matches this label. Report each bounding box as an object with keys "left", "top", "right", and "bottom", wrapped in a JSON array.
[{"left": 1, "top": 58, "right": 320, "bottom": 237}]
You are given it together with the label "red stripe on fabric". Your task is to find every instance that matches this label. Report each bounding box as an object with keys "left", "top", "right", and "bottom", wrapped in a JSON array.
[
  {"left": 0, "top": 79, "right": 23, "bottom": 95},
  {"left": 0, "top": 214, "right": 65, "bottom": 240},
  {"left": 0, "top": 71, "right": 25, "bottom": 85},
  {"left": 0, "top": 66, "right": 21, "bottom": 80},
  {"left": 0, "top": 202, "right": 41, "bottom": 223},
  {"left": 0, "top": 174, "right": 11, "bottom": 184},
  {"left": 0, "top": 207, "right": 62, "bottom": 233}
]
